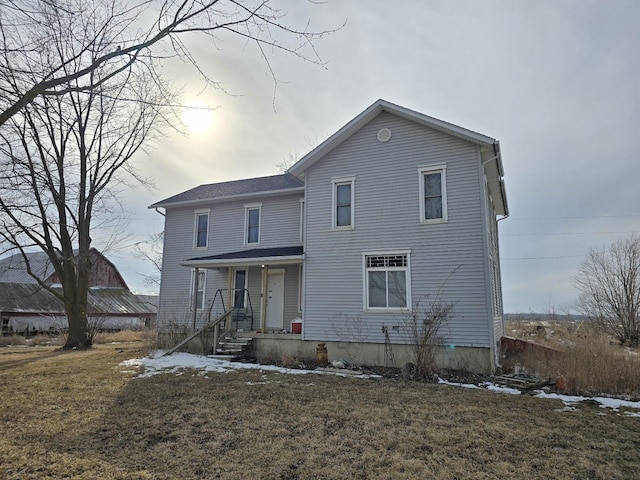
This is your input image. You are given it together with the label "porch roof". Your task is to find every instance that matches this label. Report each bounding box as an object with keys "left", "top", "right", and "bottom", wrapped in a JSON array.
[{"left": 182, "top": 246, "right": 304, "bottom": 268}]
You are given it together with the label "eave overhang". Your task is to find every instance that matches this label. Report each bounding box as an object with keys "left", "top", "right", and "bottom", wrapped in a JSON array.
[{"left": 181, "top": 246, "right": 305, "bottom": 268}]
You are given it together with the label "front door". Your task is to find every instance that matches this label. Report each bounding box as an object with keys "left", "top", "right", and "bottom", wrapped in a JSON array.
[{"left": 265, "top": 271, "right": 284, "bottom": 330}]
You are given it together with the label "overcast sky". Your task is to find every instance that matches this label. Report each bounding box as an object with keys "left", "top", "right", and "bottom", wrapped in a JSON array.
[{"left": 109, "top": 0, "right": 640, "bottom": 314}]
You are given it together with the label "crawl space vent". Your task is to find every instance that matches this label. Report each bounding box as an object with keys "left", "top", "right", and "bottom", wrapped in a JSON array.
[{"left": 377, "top": 128, "right": 392, "bottom": 143}]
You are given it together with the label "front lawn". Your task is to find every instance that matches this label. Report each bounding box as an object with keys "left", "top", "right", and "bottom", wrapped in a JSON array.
[{"left": 0, "top": 343, "right": 638, "bottom": 479}]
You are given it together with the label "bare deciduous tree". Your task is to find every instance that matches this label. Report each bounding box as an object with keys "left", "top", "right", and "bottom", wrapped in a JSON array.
[
  {"left": 133, "top": 231, "right": 164, "bottom": 289},
  {"left": 0, "top": 63, "right": 163, "bottom": 349},
  {"left": 0, "top": 0, "right": 339, "bottom": 126},
  {"left": 0, "top": 0, "right": 335, "bottom": 349},
  {"left": 575, "top": 234, "right": 640, "bottom": 346}
]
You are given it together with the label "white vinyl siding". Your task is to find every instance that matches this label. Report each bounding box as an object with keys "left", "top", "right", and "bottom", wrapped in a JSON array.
[
  {"left": 157, "top": 193, "right": 302, "bottom": 329},
  {"left": 194, "top": 210, "right": 209, "bottom": 249},
  {"left": 302, "top": 111, "right": 493, "bottom": 347},
  {"left": 418, "top": 165, "right": 447, "bottom": 223},
  {"left": 331, "top": 177, "right": 355, "bottom": 230}
]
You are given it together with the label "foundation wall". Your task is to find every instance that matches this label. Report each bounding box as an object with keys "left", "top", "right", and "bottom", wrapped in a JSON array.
[
  {"left": 252, "top": 334, "right": 495, "bottom": 374},
  {"left": 158, "top": 333, "right": 496, "bottom": 374}
]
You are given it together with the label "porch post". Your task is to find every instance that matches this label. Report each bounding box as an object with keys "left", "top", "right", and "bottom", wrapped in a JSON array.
[
  {"left": 226, "top": 267, "right": 234, "bottom": 311},
  {"left": 192, "top": 267, "right": 199, "bottom": 330},
  {"left": 260, "top": 265, "right": 268, "bottom": 331}
]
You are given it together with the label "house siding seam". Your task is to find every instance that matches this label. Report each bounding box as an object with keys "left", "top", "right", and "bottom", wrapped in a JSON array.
[{"left": 301, "top": 111, "right": 492, "bottom": 347}]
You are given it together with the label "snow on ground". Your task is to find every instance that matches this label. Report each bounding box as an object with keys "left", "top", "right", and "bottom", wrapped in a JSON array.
[
  {"left": 119, "top": 351, "right": 381, "bottom": 379},
  {"left": 119, "top": 351, "right": 640, "bottom": 413},
  {"left": 438, "top": 377, "right": 640, "bottom": 413}
]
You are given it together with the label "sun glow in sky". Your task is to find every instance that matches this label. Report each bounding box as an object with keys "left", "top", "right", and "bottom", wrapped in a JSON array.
[
  {"left": 107, "top": 1, "right": 640, "bottom": 314},
  {"left": 181, "top": 102, "right": 214, "bottom": 134}
]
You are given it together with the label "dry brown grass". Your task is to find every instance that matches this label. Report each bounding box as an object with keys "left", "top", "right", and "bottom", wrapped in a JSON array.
[
  {"left": 1, "top": 342, "right": 639, "bottom": 479},
  {"left": 0, "top": 335, "right": 27, "bottom": 346},
  {"left": 505, "top": 321, "right": 640, "bottom": 398},
  {"left": 93, "top": 328, "right": 156, "bottom": 345}
]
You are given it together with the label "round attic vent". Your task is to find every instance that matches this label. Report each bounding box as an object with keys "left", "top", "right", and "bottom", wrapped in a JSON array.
[{"left": 377, "top": 128, "right": 392, "bottom": 143}]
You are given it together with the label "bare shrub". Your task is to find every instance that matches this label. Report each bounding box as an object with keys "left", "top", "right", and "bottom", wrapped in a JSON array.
[
  {"left": 330, "top": 314, "right": 368, "bottom": 366},
  {"left": 508, "top": 326, "right": 640, "bottom": 397},
  {"left": 402, "top": 297, "right": 454, "bottom": 378},
  {"left": 28, "top": 334, "right": 61, "bottom": 347},
  {"left": 0, "top": 335, "right": 27, "bottom": 347},
  {"left": 156, "top": 323, "right": 191, "bottom": 349},
  {"left": 93, "top": 329, "right": 153, "bottom": 344},
  {"left": 576, "top": 234, "right": 640, "bottom": 346},
  {"left": 258, "top": 346, "right": 316, "bottom": 369}
]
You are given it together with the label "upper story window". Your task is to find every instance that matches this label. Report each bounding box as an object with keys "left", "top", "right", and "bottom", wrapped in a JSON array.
[
  {"left": 245, "top": 203, "right": 262, "bottom": 245},
  {"left": 363, "top": 251, "right": 411, "bottom": 311},
  {"left": 194, "top": 210, "right": 209, "bottom": 249},
  {"left": 418, "top": 165, "right": 447, "bottom": 223},
  {"left": 332, "top": 176, "right": 355, "bottom": 230}
]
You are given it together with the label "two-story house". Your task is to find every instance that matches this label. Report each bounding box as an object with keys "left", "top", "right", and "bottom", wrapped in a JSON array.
[{"left": 151, "top": 99, "right": 508, "bottom": 373}]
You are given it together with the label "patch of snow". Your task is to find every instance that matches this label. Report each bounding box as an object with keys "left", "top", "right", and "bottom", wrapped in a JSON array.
[
  {"left": 554, "top": 406, "right": 578, "bottom": 413},
  {"left": 437, "top": 378, "right": 481, "bottom": 390},
  {"left": 481, "top": 382, "right": 522, "bottom": 395},
  {"left": 438, "top": 378, "right": 522, "bottom": 395},
  {"left": 119, "top": 351, "right": 382, "bottom": 380},
  {"left": 118, "top": 353, "right": 640, "bottom": 415},
  {"left": 535, "top": 391, "right": 640, "bottom": 411}
]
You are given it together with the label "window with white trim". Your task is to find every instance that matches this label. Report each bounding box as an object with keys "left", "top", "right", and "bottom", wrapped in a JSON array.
[
  {"left": 418, "top": 165, "right": 447, "bottom": 223},
  {"left": 364, "top": 252, "right": 410, "bottom": 310},
  {"left": 234, "top": 269, "right": 247, "bottom": 308},
  {"left": 244, "top": 203, "right": 261, "bottom": 245},
  {"left": 194, "top": 210, "right": 209, "bottom": 248},
  {"left": 190, "top": 270, "right": 206, "bottom": 310},
  {"left": 332, "top": 177, "right": 355, "bottom": 229}
]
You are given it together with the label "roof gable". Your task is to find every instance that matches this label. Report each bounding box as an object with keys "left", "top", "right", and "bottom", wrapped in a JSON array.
[
  {"left": 288, "top": 99, "right": 508, "bottom": 216},
  {"left": 150, "top": 173, "right": 304, "bottom": 209},
  {"left": 0, "top": 248, "right": 129, "bottom": 289}
]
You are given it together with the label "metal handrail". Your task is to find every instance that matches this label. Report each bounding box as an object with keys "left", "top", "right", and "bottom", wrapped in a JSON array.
[
  {"left": 231, "top": 288, "right": 254, "bottom": 330},
  {"left": 166, "top": 289, "right": 231, "bottom": 356}
]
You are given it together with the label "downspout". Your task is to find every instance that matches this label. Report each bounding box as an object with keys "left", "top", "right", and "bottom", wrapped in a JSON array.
[
  {"left": 483, "top": 144, "right": 509, "bottom": 365},
  {"left": 481, "top": 148, "right": 507, "bottom": 369}
]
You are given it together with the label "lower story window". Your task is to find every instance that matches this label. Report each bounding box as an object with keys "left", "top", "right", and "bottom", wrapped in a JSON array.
[
  {"left": 364, "top": 253, "right": 410, "bottom": 309},
  {"left": 191, "top": 270, "right": 206, "bottom": 310},
  {"left": 234, "top": 269, "right": 246, "bottom": 308}
]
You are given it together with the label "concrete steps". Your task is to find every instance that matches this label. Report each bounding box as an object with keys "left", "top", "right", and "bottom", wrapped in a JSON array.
[{"left": 214, "top": 336, "right": 253, "bottom": 360}]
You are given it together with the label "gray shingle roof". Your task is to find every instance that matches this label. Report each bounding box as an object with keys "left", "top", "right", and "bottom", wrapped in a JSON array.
[
  {"left": 150, "top": 173, "right": 304, "bottom": 208},
  {"left": 188, "top": 246, "right": 304, "bottom": 262}
]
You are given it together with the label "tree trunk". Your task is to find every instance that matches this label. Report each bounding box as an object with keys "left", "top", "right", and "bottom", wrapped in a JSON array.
[
  {"left": 61, "top": 250, "right": 92, "bottom": 349},
  {"left": 64, "top": 298, "right": 91, "bottom": 349}
]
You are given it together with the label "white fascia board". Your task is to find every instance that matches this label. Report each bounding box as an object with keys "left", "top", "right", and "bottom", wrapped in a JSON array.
[{"left": 288, "top": 99, "right": 498, "bottom": 177}]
